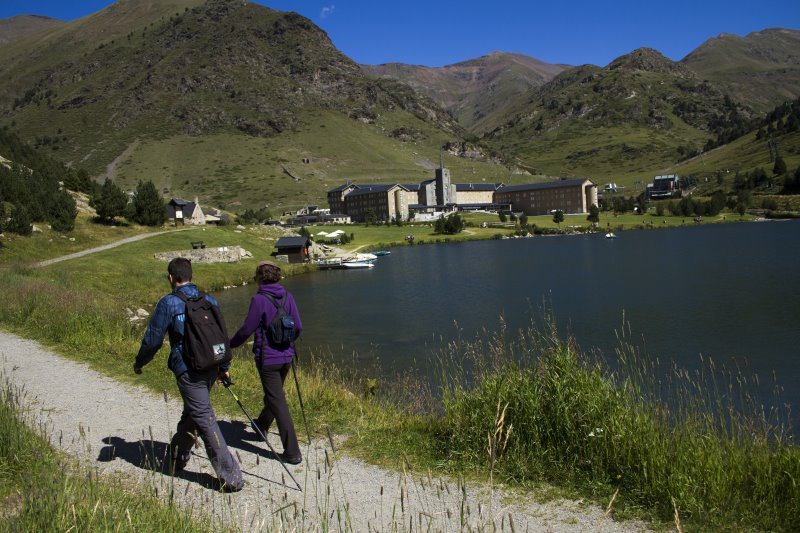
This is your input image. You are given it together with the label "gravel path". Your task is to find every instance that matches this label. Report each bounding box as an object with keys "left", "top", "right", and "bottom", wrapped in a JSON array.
[
  {"left": 0, "top": 331, "right": 652, "bottom": 532},
  {"left": 34, "top": 229, "right": 192, "bottom": 268}
]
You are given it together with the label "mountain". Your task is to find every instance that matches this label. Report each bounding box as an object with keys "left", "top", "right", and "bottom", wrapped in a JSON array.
[
  {"left": 682, "top": 28, "right": 800, "bottom": 114},
  {"left": 362, "top": 52, "right": 568, "bottom": 133},
  {"left": 485, "top": 48, "right": 756, "bottom": 183},
  {"left": 0, "top": 0, "right": 506, "bottom": 211},
  {"left": 0, "top": 15, "right": 66, "bottom": 45}
]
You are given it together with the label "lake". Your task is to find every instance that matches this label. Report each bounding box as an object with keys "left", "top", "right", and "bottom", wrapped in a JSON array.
[{"left": 215, "top": 220, "right": 800, "bottom": 413}]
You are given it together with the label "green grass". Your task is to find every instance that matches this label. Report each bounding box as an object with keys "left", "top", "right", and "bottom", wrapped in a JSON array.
[
  {"left": 0, "top": 378, "right": 211, "bottom": 531},
  {"left": 342, "top": 318, "right": 800, "bottom": 531},
  {"left": 0, "top": 214, "right": 162, "bottom": 264},
  {"left": 108, "top": 109, "right": 514, "bottom": 213},
  {"left": 1, "top": 215, "right": 798, "bottom": 531},
  {"left": 667, "top": 130, "right": 800, "bottom": 187}
]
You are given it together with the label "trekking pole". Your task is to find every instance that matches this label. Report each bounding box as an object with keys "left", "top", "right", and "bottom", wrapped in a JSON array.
[
  {"left": 290, "top": 347, "right": 312, "bottom": 446},
  {"left": 219, "top": 376, "right": 302, "bottom": 492}
]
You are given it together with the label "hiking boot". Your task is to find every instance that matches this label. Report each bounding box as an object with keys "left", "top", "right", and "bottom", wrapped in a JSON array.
[
  {"left": 278, "top": 452, "right": 302, "bottom": 465},
  {"left": 165, "top": 448, "right": 189, "bottom": 474}
]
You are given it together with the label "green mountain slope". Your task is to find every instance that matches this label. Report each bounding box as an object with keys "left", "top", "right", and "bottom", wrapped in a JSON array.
[
  {"left": 0, "top": 0, "right": 504, "bottom": 210},
  {"left": 682, "top": 28, "right": 800, "bottom": 114},
  {"left": 362, "top": 52, "right": 568, "bottom": 133},
  {"left": 0, "top": 15, "right": 66, "bottom": 45},
  {"left": 484, "top": 48, "right": 757, "bottom": 185}
]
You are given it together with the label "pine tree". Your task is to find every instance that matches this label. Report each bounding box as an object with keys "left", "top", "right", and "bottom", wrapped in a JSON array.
[
  {"left": 553, "top": 210, "right": 564, "bottom": 226},
  {"left": 92, "top": 178, "right": 129, "bottom": 223},
  {"left": 129, "top": 180, "right": 165, "bottom": 226},
  {"left": 773, "top": 155, "right": 787, "bottom": 176},
  {"left": 587, "top": 204, "right": 600, "bottom": 224},
  {"left": 47, "top": 189, "right": 77, "bottom": 232},
  {"left": 8, "top": 204, "right": 32, "bottom": 235}
]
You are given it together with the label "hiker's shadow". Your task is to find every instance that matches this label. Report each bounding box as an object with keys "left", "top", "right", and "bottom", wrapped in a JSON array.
[
  {"left": 97, "top": 436, "right": 219, "bottom": 490},
  {"left": 218, "top": 419, "right": 281, "bottom": 462}
]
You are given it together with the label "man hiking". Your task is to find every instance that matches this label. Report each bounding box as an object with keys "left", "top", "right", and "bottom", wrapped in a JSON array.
[{"left": 133, "top": 257, "right": 244, "bottom": 492}]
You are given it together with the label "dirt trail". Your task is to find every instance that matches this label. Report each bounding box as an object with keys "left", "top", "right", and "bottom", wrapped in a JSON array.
[
  {"left": 0, "top": 332, "right": 651, "bottom": 532},
  {"left": 35, "top": 229, "right": 192, "bottom": 268}
]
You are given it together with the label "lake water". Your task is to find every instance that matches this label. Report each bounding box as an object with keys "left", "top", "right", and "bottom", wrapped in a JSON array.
[{"left": 215, "top": 220, "right": 800, "bottom": 413}]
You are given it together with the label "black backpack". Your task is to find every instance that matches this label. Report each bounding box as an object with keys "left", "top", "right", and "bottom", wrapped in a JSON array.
[
  {"left": 175, "top": 291, "right": 232, "bottom": 371},
  {"left": 261, "top": 293, "right": 296, "bottom": 347}
]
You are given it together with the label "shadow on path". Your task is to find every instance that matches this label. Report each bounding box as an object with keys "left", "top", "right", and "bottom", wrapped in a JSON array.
[
  {"left": 97, "top": 436, "right": 219, "bottom": 490},
  {"left": 98, "top": 425, "right": 293, "bottom": 492}
]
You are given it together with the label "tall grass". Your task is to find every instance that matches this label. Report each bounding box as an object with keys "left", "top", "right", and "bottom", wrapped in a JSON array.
[
  {"left": 436, "top": 317, "right": 800, "bottom": 531},
  {"left": 0, "top": 378, "right": 210, "bottom": 531},
  {"left": 2, "top": 253, "right": 799, "bottom": 530}
]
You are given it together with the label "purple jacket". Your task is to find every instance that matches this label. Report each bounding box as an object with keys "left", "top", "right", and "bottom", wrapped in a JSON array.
[{"left": 229, "top": 283, "right": 303, "bottom": 366}]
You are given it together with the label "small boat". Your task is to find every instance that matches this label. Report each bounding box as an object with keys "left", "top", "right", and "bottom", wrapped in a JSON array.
[
  {"left": 605, "top": 232, "right": 617, "bottom": 239},
  {"left": 372, "top": 250, "right": 391, "bottom": 256},
  {"left": 342, "top": 261, "right": 374, "bottom": 269}
]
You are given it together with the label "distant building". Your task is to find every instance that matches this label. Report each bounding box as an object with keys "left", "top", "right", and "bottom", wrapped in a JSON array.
[
  {"left": 166, "top": 198, "right": 205, "bottom": 225},
  {"left": 327, "top": 163, "right": 596, "bottom": 222},
  {"left": 455, "top": 183, "right": 504, "bottom": 204},
  {"left": 275, "top": 236, "right": 311, "bottom": 264},
  {"left": 649, "top": 174, "right": 681, "bottom": 199},
  {"left": 344, "top": 183, "right": 410, "bottom": 222},
  {"left": 327, "top": 182, "right": 358, "bottom": 215},
  {"left": 494, "top": 178, "right": 597, "bottom": 216}
]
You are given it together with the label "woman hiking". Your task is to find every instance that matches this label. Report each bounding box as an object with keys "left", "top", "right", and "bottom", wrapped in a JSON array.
[{"left": 229, "top": 260, "right": 303, "bottom": 465}]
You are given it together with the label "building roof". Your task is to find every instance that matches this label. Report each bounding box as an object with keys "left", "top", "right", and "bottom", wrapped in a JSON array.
[
  {"left": 654, "top": 174, "right": 678, "bottom": 181},
  {"left": 166, "top": 200, "right": 197, "bottom": 218},
  {"left": 402, "top": 183, "right": 421, "bottom": 191},
  {"left": 456, "top": 183, "right": 503, "bottom": 192},
  {"left": 346, "top": 184, "right": 406, "bottom": 197},
  {"left": 275, "top": 236, "right": 310, "bottom": 248},
  {"left": 496, "top": 178, "right": 593, "bottom": 194},
  {"left": 327, "top": 182, "right": 357, "bottom": 194}
]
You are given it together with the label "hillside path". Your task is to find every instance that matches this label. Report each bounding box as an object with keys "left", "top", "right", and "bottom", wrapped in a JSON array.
[
  {"left": 0, "top": 331, "right": 652, "bottom": 532},
  {"left": 35, "top": 228, "right": 192, "bottom": 268}
]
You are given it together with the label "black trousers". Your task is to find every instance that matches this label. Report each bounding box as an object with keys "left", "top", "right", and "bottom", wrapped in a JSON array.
[{"left": 256, "top": 362, "right": 301, "bottom": 459}]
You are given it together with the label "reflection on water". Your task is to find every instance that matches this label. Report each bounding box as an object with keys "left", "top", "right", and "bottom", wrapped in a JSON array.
[{"left": 214, "top": 220, "right": 800, "bottom": 412}]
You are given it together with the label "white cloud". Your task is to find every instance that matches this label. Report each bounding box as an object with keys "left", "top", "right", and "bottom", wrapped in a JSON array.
[{"left": 320, "top": 4, "right": 335, "bottom": 19}]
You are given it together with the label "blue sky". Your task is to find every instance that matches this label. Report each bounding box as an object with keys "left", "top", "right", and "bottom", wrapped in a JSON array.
[{"left": 2, "top": 0, "right": 799, "bottom": 67}]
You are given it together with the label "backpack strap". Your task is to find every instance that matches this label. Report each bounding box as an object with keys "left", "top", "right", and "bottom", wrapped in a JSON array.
[{"left": 260, "top": 292, "right": 285, "bottom": 311}]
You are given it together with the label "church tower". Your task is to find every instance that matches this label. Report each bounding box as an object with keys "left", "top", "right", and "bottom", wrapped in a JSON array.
[{"left": 435, "top": 150, "right": 455, "bottom": 205}]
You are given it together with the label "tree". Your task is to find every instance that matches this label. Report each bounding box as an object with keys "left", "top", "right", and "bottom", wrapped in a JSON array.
[
  {"left": 773, "top": 155, "right": 787, "bottom": 176},
  {"left": 0, "top": 202, "right": 5, "bottom": 233},
  {"left": 498, "top": 212, "right": 507, "bottom": 223},
  {"left": 7, "top": 204, "right": 32, "bottom": 235},
  {"left": 655, "top": 203, "right": 665, "bottom": 217},
  {"left": 587, "top": 204, "right": 600, "bottom": 225},
  {"left": 552, "top": 210, "right": 564, "bottom": 226},
  {"left": 129, "top": 180, "right": 165, "bottom": 226},
  {"left": 365, "top": 209, "right": 377, "bottom": 226},
  {"left": 92, "top": 178, "right": 128, "bottom": 223},
  {"left": 47, "top": 189, "right": 77, "bottom": 232},
  {"left": 434, "top": 213, "right": 465, "bottom": 235},
  {"left": 519, "top": 214, "right": 528, "bottom": 227}
]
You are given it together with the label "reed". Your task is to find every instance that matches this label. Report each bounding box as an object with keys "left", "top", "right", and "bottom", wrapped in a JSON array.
[{"left": 436, "top": 317, "right": 800, "bottom": 530}]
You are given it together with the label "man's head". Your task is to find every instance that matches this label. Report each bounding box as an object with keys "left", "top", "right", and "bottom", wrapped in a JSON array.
[{"left": 167, "top": 257, "right": 192, "bottom": 286}]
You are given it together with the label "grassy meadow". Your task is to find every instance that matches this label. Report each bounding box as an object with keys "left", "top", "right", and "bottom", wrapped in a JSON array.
[
  {"left": 0, "top": 214, "right": 798, "bottom": 531},
  {"left": 104, "top": 109, "right": 518, "bottom": 213}
]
